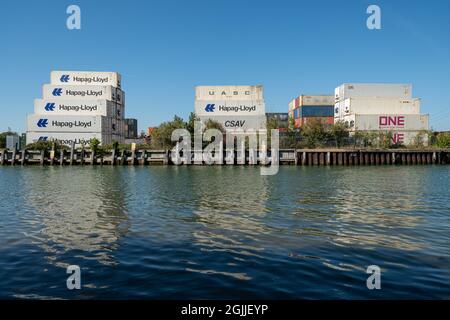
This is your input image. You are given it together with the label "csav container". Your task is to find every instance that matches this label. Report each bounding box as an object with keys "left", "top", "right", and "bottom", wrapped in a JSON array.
[
  {"left": 51, "top": 71, "right": 121, "bottom": 88},
  {"left": 195, "top": 85, "right": 264, "bottom": 101},
  {"left": 42, "top": 85, "right": 124, "bottom": 104},
  {"left": 335, "top": 83, "right": 412, "bottom": 102},
  {"left": 198, "top": 114, "right": 267, "bottom": 131}
]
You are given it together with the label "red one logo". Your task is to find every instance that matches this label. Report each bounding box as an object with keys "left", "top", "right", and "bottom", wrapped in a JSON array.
[{"left": 379, "top": 116, "right": 405, "bottom": 127}]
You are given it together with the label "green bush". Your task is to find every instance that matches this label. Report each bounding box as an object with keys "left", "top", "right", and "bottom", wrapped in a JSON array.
[{"left": 436, "top": 132, "right": 450, "bottom": 148}]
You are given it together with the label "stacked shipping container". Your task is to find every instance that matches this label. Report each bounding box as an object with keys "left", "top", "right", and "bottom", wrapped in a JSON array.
[
  {"left": 334, "top": 83, "right": 429, "bottom": 145},
  {"left": 289, "top": 95, "right": 334, "bottom": 128},
  {"left": 195, "top": 85, "right": 266, "bottom": 131},
  {"left": 27, "top": 71, "right": 126, "bottom": 147}
]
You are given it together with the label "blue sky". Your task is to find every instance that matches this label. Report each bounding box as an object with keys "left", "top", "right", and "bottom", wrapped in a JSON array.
[{"left": 1, "top": 0, "right": 450, "bottom": 132}]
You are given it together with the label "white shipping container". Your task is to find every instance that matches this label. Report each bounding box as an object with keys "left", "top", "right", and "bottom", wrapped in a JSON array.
[
  {"left": 198, "top": 115, "right": 267, "bottom": 131},
  {"left": 26, "top": 132, "right": 109, "bottom": 147},
  {"left": 51, "top": 71, "right": 121, "bottom": 88},
  {"left": 288, "top": 99, "right": 295, "bottom": 111},
  {"left": 335, "top": 83, "right": 412, "bottom": 102},
  {"left": 343, "top": 114, "right": 429, "bottom": 131},
  {"left": 27, "top": 115, "right": 115, "bottom": 133},
  {"left": 42, "top": 84, "right": 124, "bottom": 104},
  {"left": 34, "top": 99, "right": 122, "bottom": 117},
  {"left": 342, "top": 97, "right": 421, "bottom": 115},
  {"left": 195, "top": 85, "right": 264, "bottom": 101},
  {"left": 195, "top": 100, "right": 266, "bottom": 116},
  {"left": 299, "top": 95, "right": 334, "bottom": 106},
  {"left": 349, "top": 130, "right": 428, "bottom": 146},
  {"left": 334, "top": 101, "right": 344, "bottom": 120}
]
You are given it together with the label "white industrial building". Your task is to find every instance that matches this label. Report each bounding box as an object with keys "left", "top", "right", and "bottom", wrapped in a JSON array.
[
  {"left": 194, "top": 85, "right": 266, "bottom": 131},
  {"left": 26, "top": 71, "right": 126, "bottom": 147},
  {"left": 334, "top": 83, "right": 429, "bottom": 145}
]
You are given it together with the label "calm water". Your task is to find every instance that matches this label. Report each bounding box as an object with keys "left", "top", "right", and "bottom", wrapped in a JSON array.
[{"left": 0, "top": 166, "right": 449, "bottom": 299}]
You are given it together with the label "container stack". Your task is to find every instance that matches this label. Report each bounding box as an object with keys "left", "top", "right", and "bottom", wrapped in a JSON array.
[
  {"left": 334, "top": 83, "right": 429, "bottom": 145},
  {"left": 290, "top": 95, "right": 335, "bottom": 128},
  {"left": 26, "top": 71, "right": 125, "bottom": 147},
  {"left": 194, "top": 85, "right": 266, "bottom": 131}
]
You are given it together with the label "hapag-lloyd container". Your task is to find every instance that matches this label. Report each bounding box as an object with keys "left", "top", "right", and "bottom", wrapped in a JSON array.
[
  {"left": 27, "top": 115, "right": 115, "bottom": 133},
  {"left": 335, "top": 83, "right": 412, "bottom": 102},
  {"left": 51, "top": 71, "right": 121, "bottom": 88},
  {"left": 26, "top": 132, "right": 113, "bottom": 147},
  {"left": 34, "top": 99, "right": 123, "bottom": 118},
  {"left": 195, "top": 85, "right": 264, "bottom": 101},
  {"left": 195, "top": 100, "right": 266, "bottom": 116},
  {"left": 198, "top": 115, "right": 266, "bottom": 131},
  {"left": 342, "top": 97, "right": 421, "bottom": 115},
  {"left": 42, "top": 84, "right": 124, "bottom": 104},
  {"left": 343, "top": 114, "right": 429, "bottom": 131}
]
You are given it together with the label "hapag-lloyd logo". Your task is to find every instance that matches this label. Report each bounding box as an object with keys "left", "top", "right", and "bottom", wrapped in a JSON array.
[
  {"left": 65, "top": 89, "right": 104, "bottom": 97},
  {"left": 57, "top": 104, "right": 99, "bottom": 112},
  {"left": 72, "top": 76, "right": 109, "bottom": 84},
  {"left": 51, "top": 120, "right": 93, "bottom": 128},
  {"left": 204, "top": 104, "right": 258, "bottom": 113}
]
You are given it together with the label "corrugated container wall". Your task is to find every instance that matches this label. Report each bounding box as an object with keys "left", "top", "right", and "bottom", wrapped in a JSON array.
[
  {"left": 300, "top": 106, "right": 334, "bottom": 117},
  {"left": 195, "top": 100, "right": 265, "bottom": 116},
  {"left": 34, "top": 99, "right": 122, "bottom": 118},
  {"left": 42, "top": 85, "right": 124, "bottom": 105},
  {"left": 27, "top": 115, "right": 114, "bottom": 134},
  {"left": 341, "top": 98, "right": 421, "bottom": 115}
]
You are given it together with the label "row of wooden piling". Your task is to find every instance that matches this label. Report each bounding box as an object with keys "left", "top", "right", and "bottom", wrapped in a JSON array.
[{"left": 0, "top": 148, "right": 448, "bottom": 166}]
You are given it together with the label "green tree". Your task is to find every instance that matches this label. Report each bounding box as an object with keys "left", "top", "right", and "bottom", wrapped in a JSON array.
[
  {"left": 330, "top": 121, "right": 349, "bottom": 148},
  {"left": 436, "top": 132, "right": 450, "bottom": 148},
  {"left": 301, "top": 118, "right": 329, "bottom": 148}
]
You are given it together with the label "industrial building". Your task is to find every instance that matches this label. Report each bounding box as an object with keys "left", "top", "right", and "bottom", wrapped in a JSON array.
[
  {"left": 288, "top": 95, "right": 335, "bottom": 128},
  {"left": 125, "top": 118, "right": 138, "bottom": 139},
  {"left": 334, "top": 83, "right": 429, "bottom": 145},
  {"left": 26, "top": 71, "right": 126, "bottom": 147},
  {"left": 194, "top": 85, "right": 266, "bottom": 131}
]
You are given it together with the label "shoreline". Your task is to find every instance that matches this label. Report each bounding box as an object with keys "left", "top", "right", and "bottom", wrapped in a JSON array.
[{"left": 1, "top": 148, "right": 449, "bottom": 166}]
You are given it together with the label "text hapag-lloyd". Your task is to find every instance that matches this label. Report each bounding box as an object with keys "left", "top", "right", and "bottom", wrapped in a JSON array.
[
  {"left": 218, "top": 105, "right": 257, "bottom": 112},
  {"left": 72, "top": 76, "right": 109, "bottom": 84},
  {"left": 51, "top": 120, "right": 93, "bottom": 128},
  {"left": 64, "top": 89, "right": 104, "bottom": 97},
  {"left": 58, "top": 104, "right": 98, "bottom": 112}
]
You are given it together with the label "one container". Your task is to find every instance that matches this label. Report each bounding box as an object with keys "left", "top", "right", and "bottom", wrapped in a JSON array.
[
  {"left": 27, "top": 115, "right": 114, "bottom": 133},
  {"left": 342, "top": 114, "right": 429, "bottom": 131},
  {"left": 34, "top": 99, "right": 120, "bottom": 117},
  {"left": 335, "top": 83, "right": 412, "bottom": 102},
  {"left": 50, "top": 71, "right": 121, "bottom": 88},
  {"left": 195, "top": 100, "right": 266, "bottom": 116},
  {"left": 195, "top": 85, "right": 264, "bottom": 101},
  {"left": 342, "top": 97, "right": 421, "bottom": 115},
  {"left": 42, "top": 84, "right": 124, "bottom": 104}
]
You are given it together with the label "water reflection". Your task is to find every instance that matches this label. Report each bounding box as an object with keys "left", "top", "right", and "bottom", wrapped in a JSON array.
[{"left": 20, "top": 167, "right": 129, "bottom": 266}]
